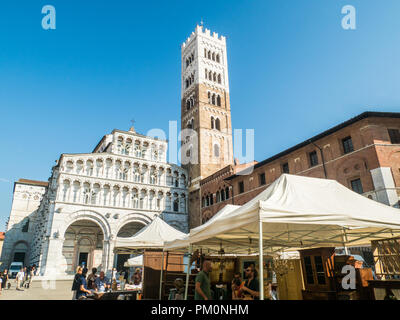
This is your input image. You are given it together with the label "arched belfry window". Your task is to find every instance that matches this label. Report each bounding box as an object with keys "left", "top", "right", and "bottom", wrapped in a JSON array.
[
  {"left": 217, "top": 95, "right": 221, "bottom": 107},
  {"left": 212, "top": 94, "right": 216, "bottom": 105},
  {"left": 173, "top": 199, "right": 179, "bottom": 212},
  {"left": 211, "top": 117, "right": 215, "bottom": 129},
  {"left": 215, "top": 118, "right": 221, "bottom": 131}
]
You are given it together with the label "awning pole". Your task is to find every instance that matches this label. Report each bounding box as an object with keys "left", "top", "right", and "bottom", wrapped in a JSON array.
[
  {"left": 258, "top": 220, "right": 264, "bottom": 300},
  {"left": 184, "top": 244, "right": 192, "bottom": 300},
  {"left": 159, "top": 250, "right": 165, "bottom": 300},
  {"left": 342, "top": 228, "right": 349, "bottom": 255}
]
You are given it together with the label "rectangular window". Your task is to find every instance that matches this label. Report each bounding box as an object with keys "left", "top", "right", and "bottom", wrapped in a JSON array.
[
  {"left": 282, "top": 162, "right": 289, "bottom": 174},
  {"left": 304, "top": 256, "right": 314, "bottom": 284},
  {"left": 309, "top": 151, "right": 318, "bottom": 167},
  {"left": 314, "top": 256, "right": 326, "bottom": 285},
  {"left": 351, "top": 178, "right": 363, "bottom": 194},
  {"left": 388, "top": 129, "right": 400, "bottom": 144},
  {"left": 259, "top": 173, "right": 266, "bottom": 186},
  {"left": 342, "top": 136, "right": 354, "bottom": 154},
  {"left": 238, "top": 181, "right": 244, "bottom": 194}
]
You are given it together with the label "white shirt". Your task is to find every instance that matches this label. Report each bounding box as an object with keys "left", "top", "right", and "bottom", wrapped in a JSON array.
[{"left": 17, "top": 271, "right": 24, "bottom": 281}]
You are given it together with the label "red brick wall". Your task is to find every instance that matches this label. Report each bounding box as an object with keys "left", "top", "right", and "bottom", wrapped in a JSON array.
[{"left": 199, "top": 116, "right": 400, "bottom": 223}]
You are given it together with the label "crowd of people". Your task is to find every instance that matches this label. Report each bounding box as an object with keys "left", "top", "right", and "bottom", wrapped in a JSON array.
[
  {"left": 71, "top": 264, "right": 142, "bottom": 300},
  {"left": 192, "top": 260, "right": 277, "bottom": 300},
  {"left": 0, "top": 265, "right": 37, "bottom": 294}
]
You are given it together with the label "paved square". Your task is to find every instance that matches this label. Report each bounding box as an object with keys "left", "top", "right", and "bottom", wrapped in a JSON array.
[{"left": 0, "top": 280, "right": 73, "bottom": 300}]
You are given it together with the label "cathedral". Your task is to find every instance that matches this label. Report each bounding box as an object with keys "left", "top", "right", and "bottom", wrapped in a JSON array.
[{"left": 1, "top": 25, "right": 234, "bottom": 277}]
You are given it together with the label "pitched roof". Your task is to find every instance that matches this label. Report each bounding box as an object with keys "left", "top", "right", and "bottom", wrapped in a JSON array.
[
  {"left": 16, "top": 179, "right": 48, "bottom": 187},
  {"left": 226, "top": 111, "right": 400, "bottom": 181}
]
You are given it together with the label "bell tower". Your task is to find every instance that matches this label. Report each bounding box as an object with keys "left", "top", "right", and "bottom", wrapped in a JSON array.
[{"left": 180, "top": 25, "right": 233, "bottom": 228}]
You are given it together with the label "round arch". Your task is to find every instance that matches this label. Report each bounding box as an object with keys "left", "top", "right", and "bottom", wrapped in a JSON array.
[
  {"left": 61, "top": 210, "right": 111, "bottom": 240},
  {"left": 114, "top": 212, "right": 152, "bottom": 236}
]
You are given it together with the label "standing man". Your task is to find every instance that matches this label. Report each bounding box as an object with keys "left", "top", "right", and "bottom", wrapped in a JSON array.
[
  {"left": 241, "top": 265, "right": 260, "bottom": 299},
  {"left": 16, "top": 268, "right": 24, "bottom": 291},
  {"left": 194, "top": 260, "right": 213, "bottom": 300},
  {"left": 87, "top": 268, "right": 97, "bottom": 290}
]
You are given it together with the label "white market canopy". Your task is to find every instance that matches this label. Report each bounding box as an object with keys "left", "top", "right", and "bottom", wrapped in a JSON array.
[
  {"left": 115, "top": 216, "right": 187, "bottom": 252},
  {"left": 165, "top": 204, "right": 241, "bottom": 250},
  {"left": 124, "top": 255, "right": 143, "bottom": 267},
  {"left": 165, "top": 174, "right": 400, "bottom": 254}
]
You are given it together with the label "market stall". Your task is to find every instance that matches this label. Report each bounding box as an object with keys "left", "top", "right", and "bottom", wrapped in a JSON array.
[
  {"left": 165, "top": 174, "right": 400, "bottom": 300},
  {"left": 114, "top": 215, "right": 187, "bottom": 299}
]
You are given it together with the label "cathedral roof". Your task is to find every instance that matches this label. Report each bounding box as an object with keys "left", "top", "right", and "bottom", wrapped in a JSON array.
[{"left": 16, "top": 179, "right": 49, "bottom": 187}]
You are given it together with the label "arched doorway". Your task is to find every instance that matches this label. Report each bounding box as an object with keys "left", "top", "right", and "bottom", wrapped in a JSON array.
[
  {"left": 12, "top": 241, "right": 29, "bottom": 266},
  {"left": 115, "top": 221, "right": 147, "bottom": 271},
  {"left": 62, "top": 220, "right": 104, "bottom": 275}
]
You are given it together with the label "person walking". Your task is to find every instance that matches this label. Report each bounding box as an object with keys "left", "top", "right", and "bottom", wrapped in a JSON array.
[
  {"left": 194, "top": 260, "right": 213, "bottom": 300},
  {"left": 71, "top": 266, "right": 91, "bottom": 299},
  {"left": 23, "top": 267, "right": 29, "bottom": 289},
  {"left": 28, "top": 266, "right": 35, "bottom": 289},
  {"left": 16, "top": 268, "right": 24, "bottom": 291},
  {"left": 1, "top": 270, "right": 8, "bottom": 291},
  {"left": 82, "top": 262, "right": 88, "bottom": 278}
]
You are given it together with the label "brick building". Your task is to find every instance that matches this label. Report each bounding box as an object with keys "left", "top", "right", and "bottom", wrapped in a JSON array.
[{"left": 201, "top": 111, "right": 400, "bottom": 223}]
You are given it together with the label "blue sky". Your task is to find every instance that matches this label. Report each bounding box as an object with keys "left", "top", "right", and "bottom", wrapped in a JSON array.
[{"left": 1, "top": 0, "right": 400, "bottom": 230}]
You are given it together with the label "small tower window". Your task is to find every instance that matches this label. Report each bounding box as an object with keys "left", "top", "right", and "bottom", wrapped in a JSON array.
[
  {"left": 217, "top": 95, "right": 221, "bottom": 107},
  {"left": 214, "top": 144, "right": 220, "bottom": 157},
  {"left": 215, "top": 118, "right": 221, "bottom": 131},
  {"left": 211, "top": 117, "right": 215, "bottom": 129}
]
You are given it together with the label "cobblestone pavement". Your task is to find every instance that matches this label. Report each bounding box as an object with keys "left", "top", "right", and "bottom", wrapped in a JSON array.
[{"left": 0, "top": 280, "right": 73, "bottom": 300}]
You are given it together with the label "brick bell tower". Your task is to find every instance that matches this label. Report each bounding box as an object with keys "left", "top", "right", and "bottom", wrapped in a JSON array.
[{"left": 180, "top": 25, "right": 233, "bottom": 228}]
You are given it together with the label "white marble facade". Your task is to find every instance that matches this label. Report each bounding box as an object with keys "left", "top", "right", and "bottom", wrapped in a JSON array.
[
  {"left": 0, "top": 180, "right": 47, "bottom": 270},
  {"left": 3, "top": 127, "right": 189, "bottom": 278}
]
